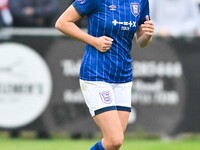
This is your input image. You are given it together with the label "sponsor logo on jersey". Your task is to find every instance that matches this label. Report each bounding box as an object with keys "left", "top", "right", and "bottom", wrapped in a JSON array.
[
  {"left": 109, "top": 5, "right": 117, "bottom": 11},
  {"left": 130, "top": 3, "right": 140, "bottom": 17},
  {"left": 112, "top": 19, "right": 136, "bottom": 27},
  {"left": 112, "top": 19, "right": 136, "bottom": 31},
  {"left": 99, "top": 91, "right": 112, "bottom": 104}
]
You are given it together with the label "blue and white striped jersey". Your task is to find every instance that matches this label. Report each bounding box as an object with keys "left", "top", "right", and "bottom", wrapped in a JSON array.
[{"left": 73, "top": 0, "right": 150, "bottom": 83}]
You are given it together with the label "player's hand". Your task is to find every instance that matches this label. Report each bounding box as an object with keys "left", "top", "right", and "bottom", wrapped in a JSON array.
[
  {"left": 93, "top": 36, "right": 113, "bottom": 52},
  {"left": 141, "top": 15, "right": 154, "bottom": 37}
]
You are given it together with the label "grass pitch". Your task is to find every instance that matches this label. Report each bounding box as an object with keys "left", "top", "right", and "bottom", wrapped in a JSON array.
[{"left": 0, "top": 136, "right": 200, "bottom": 150}]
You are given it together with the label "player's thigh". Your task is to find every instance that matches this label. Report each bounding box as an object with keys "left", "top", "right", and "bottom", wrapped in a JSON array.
[
  {"left": 113, "top": 82, "right": 132, "bottom": 131},
  {"left": 93, "top": 110, "right": 124, "bottom": 140},
  {"left": 117, "top": 111, "right": 130, "bottom": 132}
]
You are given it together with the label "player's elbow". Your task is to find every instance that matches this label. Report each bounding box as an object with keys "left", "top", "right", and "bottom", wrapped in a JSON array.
[
  {"left": 55, "top": 16, "right": 68, "bottom": 31},
  {"left": 55, "top": 19, "right": 62, "bottom": 30}
]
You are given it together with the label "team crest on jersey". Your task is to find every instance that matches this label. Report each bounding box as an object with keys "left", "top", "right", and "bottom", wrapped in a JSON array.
[
  {"left": 99, "top": 91, "right": 112, "bottom": 104},
  {"left": 130, "top": 3, "right": 140, "bottom": 17}
]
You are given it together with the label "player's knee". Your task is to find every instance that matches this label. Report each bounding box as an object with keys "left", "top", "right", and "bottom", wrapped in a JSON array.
[{"left": 107, "top": 134, "right": 124, "bottom": 149}]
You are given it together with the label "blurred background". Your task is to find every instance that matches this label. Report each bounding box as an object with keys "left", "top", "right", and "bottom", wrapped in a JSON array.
[{"left": 0, "top": 0, "right": 200, "bottom": 148}]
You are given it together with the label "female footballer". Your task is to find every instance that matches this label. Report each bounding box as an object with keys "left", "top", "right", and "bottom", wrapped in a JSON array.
[{"left": 55, "top": 0, "right": 154, "bottom": 149}]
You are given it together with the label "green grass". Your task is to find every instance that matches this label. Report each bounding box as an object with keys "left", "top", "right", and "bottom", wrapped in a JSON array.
[{"left": 0, "top": 137, "right": 200, "bottom": 150}]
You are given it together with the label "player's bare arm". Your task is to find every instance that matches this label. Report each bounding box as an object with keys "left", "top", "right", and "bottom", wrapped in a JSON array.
[
  {"left": 55, "top": 5, "right": 113, "bottom": 53},
  {"left": 136, "top": 15, "right": 154, "bottom": 48}
]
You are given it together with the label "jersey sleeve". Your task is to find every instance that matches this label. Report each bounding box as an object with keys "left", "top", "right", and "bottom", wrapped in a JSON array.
[
  {"left": 139, "top": 0, "right": 150, "bottom": 25},
  {"left": 73, "top": 0, "right": 98, "bottom": 16}
]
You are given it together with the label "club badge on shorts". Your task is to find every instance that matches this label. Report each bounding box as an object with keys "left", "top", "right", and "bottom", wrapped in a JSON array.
[
  {"left": 130, "top": 3, "right": 140, "bottom": 17},
  {"left": 99, "top": 91, "right": 112, "bottom": 104}
]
